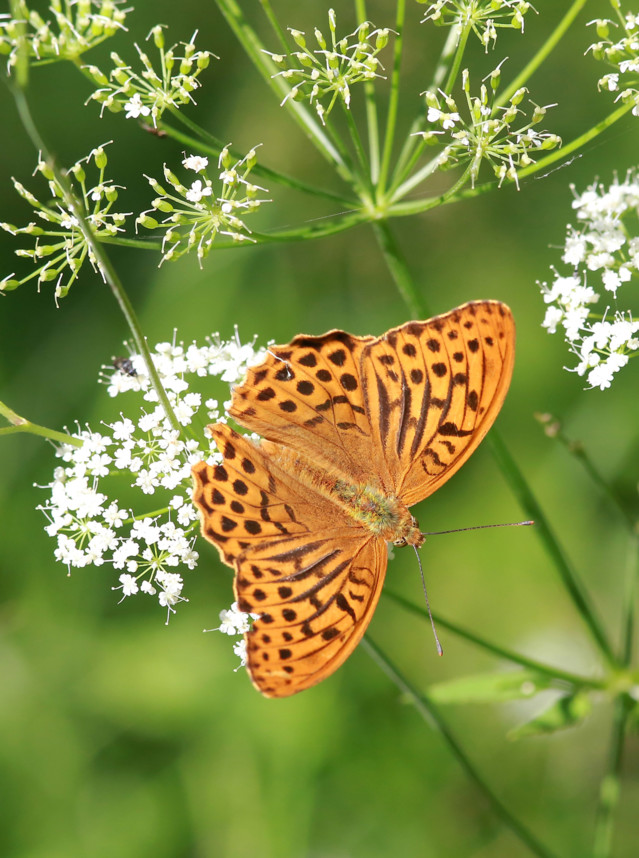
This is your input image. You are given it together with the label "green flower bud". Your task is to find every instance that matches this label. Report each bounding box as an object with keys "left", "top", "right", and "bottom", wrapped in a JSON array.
[
  {"left": 0, "top": 279, "right": 20, "bottom": 291},
  {"left": 39, "top": 267, "right": 59, "bottom": 281},
  {"left": 71, "top": 164, "right": 86, "bottom": 183},
  {"left": 105, "top": 187, "right": 118, "bottom": 203},
  {"left": 152, "top": 198, "right": 174, "bottom": 213},
  {"left": 137, "top": 214, "right": 159, "bottom": 229},
  {"left": 84, "top": 64, "right": 109, "bottom": 86},
  {"left": 290, "top": 29, "right": 307, "bottom": 49},
  {"left": 313, "top": 28, "right": 325, "bottom": 50},
  {"left": 511, "top": 87, "right": 527, "bottom": 106},
  {"left": 197, "top": 52, "right": 211, "bottom": 70},
  {"left": 375, "top": 28, "right": 389, "bottom": 50},
  {"left": 151, "top": 25, "right": 165, "bottom": 50},
  {"left": 93, "top": 147, "right": 108, "bottom": 169}
]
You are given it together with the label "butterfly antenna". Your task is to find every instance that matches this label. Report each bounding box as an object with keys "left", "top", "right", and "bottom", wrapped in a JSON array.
[
  {"left": 412, "top": 545, "right": 443, "bottom": 657},
  {"left": 421, "top": 520, "right": 534, "bottom": 537}
]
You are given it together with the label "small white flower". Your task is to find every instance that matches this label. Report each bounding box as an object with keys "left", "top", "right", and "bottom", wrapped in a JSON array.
[
  {"left": 182, "top": 155, "right": 209, "bottom": 172},
  {"left": 113, "top": 572, "right": 139, "bottom": 599},
  {"left": 185, "top": 179, "right": 213, "bottom": 203},
  {"left": 124, "top": 93, "right": 151, "bottom": 119}
]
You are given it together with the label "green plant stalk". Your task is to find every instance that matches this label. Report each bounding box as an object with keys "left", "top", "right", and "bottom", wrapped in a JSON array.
[
  {"left": 392, "top": 24, "right": 460, "bottom": 185},
  {"left": 163, "top": 110, "right": 359, "bottom": 207},
  {"left": 383, "top": 588, "right": 606, "bottom": 690},
  {"left": 0, "top": 401, "right": 83, "bottom": 447},
  {"left": 377, "top": 0, "right": 406, "bottom": 194},
  {"left": 354, "top": 0, "right": 381, "bottom": 183},
  {"left": 389, "top": 22, "right": 471, "bottom": 197},
  {"left": 341, "top": 101, "right": 372, "bottom": 190},
  {"left": 496, "top": 0, "right": 590, "bottom": 107},
  {"left": 371, "top": 220, "right": 430, "bottom": 319},
  {"left": 258, "top": 0, "right": 289, "bottom": 54},
  {"left": 362, "top": 636, "right": 562, "bottom": 858},
  {"left": 488, "top": 430, "right": 617, "bottom": 668},
  {"left": 9, "top": 84, "right": 183, "bottom": 438},
  {"left": 541, "top": 421, "right": 638, "bottom": 535},
  {"left": 214, "top": 0, "right": 352, "bottom": 182},
  {"left": 592, "top": 693, "right": 634, "bottom": 858}
]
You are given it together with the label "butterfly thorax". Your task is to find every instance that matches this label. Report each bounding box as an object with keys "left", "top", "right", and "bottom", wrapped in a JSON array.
[{"left": 332, "top": 479, "right": 424, "bottom": 547}]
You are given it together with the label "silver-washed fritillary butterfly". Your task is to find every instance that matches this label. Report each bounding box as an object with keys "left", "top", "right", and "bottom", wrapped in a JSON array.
[{"left": 192, "top": 300, "right": 515, "bottom": 697}]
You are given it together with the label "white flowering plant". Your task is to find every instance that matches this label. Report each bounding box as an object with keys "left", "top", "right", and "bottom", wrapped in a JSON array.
[{"left": 1, "top": 2, "right": 639, "bottom": 856}]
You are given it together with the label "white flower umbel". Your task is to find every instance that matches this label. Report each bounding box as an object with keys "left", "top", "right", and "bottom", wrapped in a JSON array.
[
  {"left": 416, "top": 66, "right": 560, "bottom": 188},
  {"left": 38, "top": 330, "right": 268, "bottom": 622},
  {"left": 421, "top": 1, "right": 534, "bottom": 51},
  {"left": 589, "top": 12, "right": 639, "bottom": 117},
  {"left": 540, "top": 171, "right": 639, "bottom": 390},
  {"left": 137, "top": 147, "right": 270, "bottom": 264},
  {"left": 85, "top": 26, "right": 213, "bottom": 125},
  {"left": 0, "top": 0, "right": 128, "bottom": 71},
  {"left": 0, "top": 144, "right": 128, "bottom": 300},
  {"left": 265, "top": 8, "right": 390, "bottom": 125}
]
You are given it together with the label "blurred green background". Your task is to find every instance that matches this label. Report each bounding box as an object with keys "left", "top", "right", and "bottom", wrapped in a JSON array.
[{"left": 1, "top": 1, "right": 638, "bottom": 856}]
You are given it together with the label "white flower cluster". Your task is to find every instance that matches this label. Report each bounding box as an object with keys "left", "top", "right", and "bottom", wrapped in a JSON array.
[
  {"left": 0, "top": 0, "right": 128, "bottom": 70},
  {"left": 137, "top": 149, "right": 269, "bottom": 264},
  {"left": 417, "top": 68, "right": 560, "bottom": 187},
  {"left": 39, "top": 330, "right": 267, "bottom": 621},
  {"left": 266, "top": 8, "right": 390, "bottom": 124},
  {"left": 421, "top": 0, "right": 533, "bottom": 51},
  {"left": 209, "top": 601, "right": 260, "bottom": 669},
  {"left": 540, "top": 172, "right": 639, "bottom": 390},
  {"left": 589, "top": 12, "right": 639, "bottom": 117},
  {"left": 85, "top": 26, "right": 212, "bottom": 125}
]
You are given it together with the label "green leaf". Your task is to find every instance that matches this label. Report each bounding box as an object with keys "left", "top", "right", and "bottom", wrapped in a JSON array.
[
  {"left": 508, "top": 692, "right": 592, "bottom": 740},
  {"left": 427, "top": 670, "right": 555, "bottom": 705}
]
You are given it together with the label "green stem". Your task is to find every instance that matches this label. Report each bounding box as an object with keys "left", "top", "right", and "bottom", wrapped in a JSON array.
[
  {"left": 194, "top": 211, "right": 368, "bottom": 248},
  {"left": 0, "top": 401, "right": 83, "bottom": 447},
  {"left": 383, "top": 589, "right": 606, "bottom": 690},
  {"left": 496, "top": 0, "right": 590, "bottom": 107},
  {"left": 258, "top": 0, "right": 289, "bottom": 54},
  {"left": 592, "top": 693, "right": 634, "bottom": 858},
  {"left": 377, "top": 0, "right": 405, "bottom": 194},
  {"left": 214, "top": 0, "right": 352, "bottom": 182},
  {"left": 516, "top": 101, "right": 635, "bottom": 182},
  {"left": 391, "top": 25, "right": 460, "bottom": 187},
  {"left": 164, "top": 111, "right": 358, "bottom": 207},
  {"left": 538, "top": 417, "right": 638, "bottom": 535},
  {"left": 488, "top": 430, "right": 617, "bottom": 668},
  {"left": 9, "top": 84, "right": 183, "bottom": 438},
  {"left": 362, "top": 637, "right": 562, "bottom": 858},
  {"left": 341, "top": 101, "right": 371, "bottom": 192},
  {"left": 354, "top": 0, "right": 381, "bottom": 183},
  {"left": 371, "top": 219, "right": 429, "bottom": 318}
]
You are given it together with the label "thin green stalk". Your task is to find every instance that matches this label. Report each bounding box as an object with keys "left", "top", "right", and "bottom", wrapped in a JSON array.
[
  {"left": 354, "top": 0, "right": 381, "bottom": 183},
  {"left": 377, "top": 0, "right": 406, "bottom": 194},
  {"left": 198, "top": 211, "right": 368, "bottom": 248},
  {"left": 516, "top": 101, "right": 635, "bottom": 181},
  {"left": 362, "top": 636, "right": 562, "bottom": 858},
  {"left": 0, "top": 402, "right": 83, "bottom": 447},
  {"left": 496, "top": 0, "right": 590, "bottom": 107},
  {"left": 488, "top": 430, "right": 617, "bottom": 668},
  {"left": 341, "top": 101, "right": 372, "bottom": 192},
  {"left": 383, "top": 588, "right": 606, "bottom": 690},
  {"left": 538, "top": 418, "right": 638, "bottom": 535},
  {"left": 258, "top": 0, "right": 289, "bottom": 54},
  {"left": 389, "top": 23, "right": 471, "bottom": 197},
  {"left": 9, "top": 84, "right": 183, "bottom": 438},
  {"left": 392, "top": 25, "right": 460, "bottom": 185},
  {"left": 592, "top": 540, "right": 638, "bottom": 856},
  {"left": 214, "top": 0, "right": 352, "bottom": 182},
  {"left": 592, "top": 693, "right": 634, "bottom": 858},
  {"left": 163, "top": 111, "right": 359, "bottom": 207},
  {"left": 371, "top": 219, "right": 429, "bottom": 319}
]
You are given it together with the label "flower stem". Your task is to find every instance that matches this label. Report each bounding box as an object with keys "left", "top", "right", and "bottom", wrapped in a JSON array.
[
  {"left": 496, "top": 0, "right": 590, "bottom": 107},
  {"left": 9, "top": 83, "right": 183, "bottom": 438},
  {"left": 383, "top": 588, "right": 606, "bottom": 690},
  {"left": 0, "top": 401, "right": 83, "bottom": 447},
  {"left": 371, "top": 220, "right": 430, "bottom": 319},
  {"left": 377, "top": 0, "right": 406, "bottom": 194},
  {"left": 164, "top": 111, "right": 358, "bottom": 207},
  {"left": 487, "top": 430, "right": 617, "bottom": 668},
  {"left": 354, "top": 0, "right": 381, "bottom": 183},
  {"left": 362, "top": 636, "right": 562, "bottom": 858}
]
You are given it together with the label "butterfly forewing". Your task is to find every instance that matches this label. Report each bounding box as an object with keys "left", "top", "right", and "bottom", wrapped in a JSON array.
[
  {"left": 229, "top": 330, "right": 384, "bottom": 487},
  {"left": 361, "top": 301, "right": 515, "bottom": 506},
  {"left": 237, "top": 534, "right": 386, "bottom": 697}
]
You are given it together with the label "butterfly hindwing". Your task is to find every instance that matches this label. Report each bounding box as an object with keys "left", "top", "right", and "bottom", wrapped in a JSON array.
[{"left": 236, "top": 533, "right": 386, "bottom": 697}]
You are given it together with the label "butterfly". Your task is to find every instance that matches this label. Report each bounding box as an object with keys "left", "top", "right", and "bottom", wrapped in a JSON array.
[{"left": 192, "top": 300, "right": 515, "bottom": 697}]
